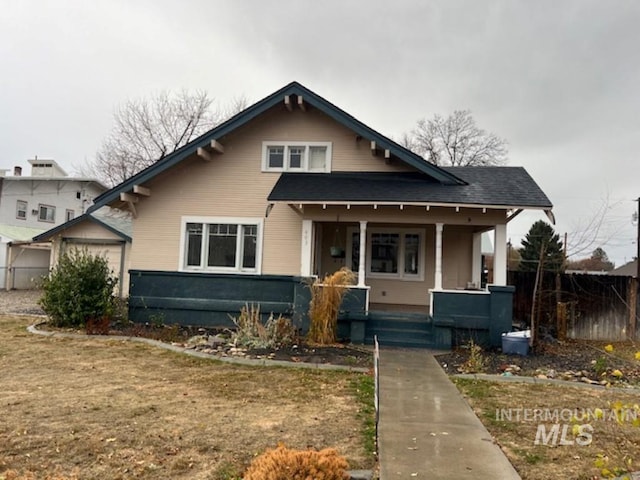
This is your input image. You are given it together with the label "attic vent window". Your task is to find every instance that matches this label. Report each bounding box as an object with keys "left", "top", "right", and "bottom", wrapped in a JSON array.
[{"left": 262, "top": 142, "right": 331, "bottom": 173}]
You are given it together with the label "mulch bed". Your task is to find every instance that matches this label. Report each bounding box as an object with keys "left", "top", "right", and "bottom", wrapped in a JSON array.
[
  {"left": 436, "top": 339, "right": 640, "bottom": 386},
  {"left": 40, "top": 321, "right": 374, "bottom": 369}
]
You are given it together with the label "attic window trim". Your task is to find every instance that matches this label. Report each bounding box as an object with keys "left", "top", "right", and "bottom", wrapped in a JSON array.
[{"left": 261, "top": 141, "right": 332, "bottom": 173}]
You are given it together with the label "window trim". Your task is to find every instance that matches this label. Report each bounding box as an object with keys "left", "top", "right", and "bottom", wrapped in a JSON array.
[
  {"left": 179, "top": 216, "right": 263, "bottom": 274},
  {"left": 16, "top": 200, "right": 27, "bottom": 220},
  {"left": 261, "top": 141, "right": 332, "bottom": 173},
  {"left": 38, "top": 204, "right": 56, "bottom": 223},
  {"left": 346, "top": 227, "right": 425, "bottom": 282}
]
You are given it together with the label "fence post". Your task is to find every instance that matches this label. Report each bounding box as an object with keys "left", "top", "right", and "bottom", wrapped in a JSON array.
[
  {"left": 630, "top": 277, "right": 638, "bottom": 341},
  {"left": 557, "top": 302, "right": 567, "bottom": 341}
]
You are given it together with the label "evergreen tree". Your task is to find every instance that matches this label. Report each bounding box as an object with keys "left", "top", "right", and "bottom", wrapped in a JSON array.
[{"left": 518, "top": 220, "right": 564, "bottom": 272}]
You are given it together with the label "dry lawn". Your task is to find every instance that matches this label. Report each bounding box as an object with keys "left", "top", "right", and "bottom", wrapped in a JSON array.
[
  {"left": 454, "top": 378, "right": 640, "bottom": 480},
  {"left": 0, "top": 315, "right": 373, "bottom": 479}
]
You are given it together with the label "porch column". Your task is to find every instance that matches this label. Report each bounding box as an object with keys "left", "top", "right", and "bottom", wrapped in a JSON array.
[
  {"left": 434, "top": 223, "right": 443, "bottom": 290},
  {"left": 472, "top": 232, "right": 482, "bottom": 287},
  {"left": 300, "top": 219, "right": 313, "bottom": 276},
  {"left": 494, "top": 223, "right": 507, "bottom": 286},
  {"left": 358, "top": 221, "right": 367, "bottom": 287}
]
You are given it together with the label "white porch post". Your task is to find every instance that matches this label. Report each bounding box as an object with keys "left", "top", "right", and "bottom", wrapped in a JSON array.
[
  {"left": 472, "top": 232, "right": 482, "bottom": 287},
  {"left": 494, "top": 223, "right": 508, "bottom": 286},
  {"left": 300, "top": 219, "right": 313, "bottom": 276},
  {"left": 434, "top": 223, "right": 444, "bottom": 290},
  {"left": 358, "top": 221, "right": 367, "bottom": 287}
]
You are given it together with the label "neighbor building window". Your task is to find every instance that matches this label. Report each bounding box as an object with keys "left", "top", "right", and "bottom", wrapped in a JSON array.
[
  {"left": 262, "top": 142, "right": 331, "bottom": 172},
  {"left": 16, "top": 200, "right": 27, "bottom": 220},
  {"left": 347, "top": 227, "right": 424, "bottom": 280},
  {"left": 181, "top": 217, "right": 262, "bottom": 273},
  {"left": 38, "top": 204, "right": 55, "bottom": 223},
  {"left": 66, "top": 209, "right": 75, "bottom": 221}
]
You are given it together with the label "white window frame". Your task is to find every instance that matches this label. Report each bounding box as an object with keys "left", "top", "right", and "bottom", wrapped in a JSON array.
[
  {"left": 262, "top": 141, "right": 332, "bottom": 173},
  {"left": 346, "top": 227, "right": 425, "bottom": 282},
  {"left": 179, "top": 216, "right": 263, "bottom": 274},
  {"left": 38, "top": 204, "right": 56, "bottom": 223},
  {"left": 66, "top": 209, "right": 75, "bottom": 221},
  {"left": 16, "top": 200, "right": 27, "bottom": 220}
]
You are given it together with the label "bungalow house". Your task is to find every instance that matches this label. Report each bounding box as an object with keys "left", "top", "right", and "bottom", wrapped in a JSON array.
[{"left": 88, "top": 81, "right": 553, "bottom": 348}]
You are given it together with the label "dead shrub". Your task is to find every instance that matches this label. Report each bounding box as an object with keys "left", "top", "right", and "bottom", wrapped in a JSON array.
[
  {"left": 230, "top": 304, "right": 297, "bottom": 348},
  {"left": 307, "top": 268, "right": 356, "bottom": 345},
  {"left": 243, "top": 444, "right": 350, "bottom": 480}
]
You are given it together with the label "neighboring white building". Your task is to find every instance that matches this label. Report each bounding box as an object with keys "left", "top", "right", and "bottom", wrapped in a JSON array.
[
  {"left": 0, "top": 159, "right": 108, "bottom": 289},
  {"left": 0, "top": 159, "right": 107, "bottom": 228}
]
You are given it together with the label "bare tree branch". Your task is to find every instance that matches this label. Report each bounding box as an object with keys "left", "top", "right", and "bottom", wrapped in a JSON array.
[
  {"left": 77, "top": 90, "right": 247, "bottom": 187},
  {"left": 407, "top": 110, "right": 508, "bottom": 166}
]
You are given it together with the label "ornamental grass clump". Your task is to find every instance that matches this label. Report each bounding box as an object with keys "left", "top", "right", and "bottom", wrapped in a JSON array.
[
  {"left": 307, "top": 267, "right": 356, "bottom": 345},
  {"left": 230, "top": 303, "right": 297, "bottom": 348},
  {"left": 243, "top": 444, "right": 350, "bottom": 480}
]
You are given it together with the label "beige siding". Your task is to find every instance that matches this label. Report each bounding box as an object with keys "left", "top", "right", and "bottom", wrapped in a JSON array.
[
  {"left": 126, "top": 104, "right": 507, "bottom": 306},
  {"left": 130, "top": 105, "right": 419, "bottom": 274}
]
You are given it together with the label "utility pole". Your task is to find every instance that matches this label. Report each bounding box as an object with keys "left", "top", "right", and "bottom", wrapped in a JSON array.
[{"left": 635, "top": 197, "right": 639, "bottom": 339}]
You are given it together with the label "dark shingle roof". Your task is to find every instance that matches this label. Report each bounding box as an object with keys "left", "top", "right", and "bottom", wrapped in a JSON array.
[{"left": 268, "top": 167, "right": 552, "bottom": 208}]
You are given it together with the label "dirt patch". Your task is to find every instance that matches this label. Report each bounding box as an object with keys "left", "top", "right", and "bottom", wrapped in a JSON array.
[
  {"left": 0, "top": 315, "right": 374, "bottom": 479},
  {"left": 437, "top": 339, "right": 640, "bottom": 386}
]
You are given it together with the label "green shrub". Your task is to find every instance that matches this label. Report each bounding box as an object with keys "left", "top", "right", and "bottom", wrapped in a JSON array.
[{"left": 39, "top": 249, "right": 118, "bottom": 328}]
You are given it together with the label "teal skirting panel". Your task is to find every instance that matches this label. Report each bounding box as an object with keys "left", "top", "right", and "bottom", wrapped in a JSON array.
[
  {"left": 431, "top": 285, "right": 515, "bottom": 348},
  {"left": 128, "top": 270, "right": 313, "bottom": 329}
]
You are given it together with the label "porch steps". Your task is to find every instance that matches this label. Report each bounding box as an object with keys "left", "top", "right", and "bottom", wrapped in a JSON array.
[{"left": 365, "top": 311, "right": 435, "bottom": 349}]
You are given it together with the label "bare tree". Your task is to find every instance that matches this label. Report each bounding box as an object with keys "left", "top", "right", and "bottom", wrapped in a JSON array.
[
  {"left": 408, "top": 110, "right": 508, "bottom": 166},
  {"left": 80, "top": 91, "right": 248, "bottom": 186},
  {"left": 564, "top": 193, "right": 624, "bottom": 261}
]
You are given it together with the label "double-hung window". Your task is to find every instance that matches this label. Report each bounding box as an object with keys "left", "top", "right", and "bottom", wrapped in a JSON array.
[
  {"left": 347, "top": 228, "right": 424, "bottom": 281},
  {"left": 16, "top": 200, "right": 27, "bottom": 220},
  {"left": 38, "top": 204, "right": 55, "bottom": 223},
  {"left": 262, "top": 142, "right": 331, "bottom": 172},
  {"left": 182, "top": 217, "right": 262, "bottom": 273}
]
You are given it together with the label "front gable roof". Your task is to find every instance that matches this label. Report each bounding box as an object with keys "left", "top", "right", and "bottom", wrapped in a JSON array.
[
  {"left": 32, "top": 209, "right": 132, "bottom": 243},
  {"left": 89, "top": 81, "right": 465, "bottom": 212}
]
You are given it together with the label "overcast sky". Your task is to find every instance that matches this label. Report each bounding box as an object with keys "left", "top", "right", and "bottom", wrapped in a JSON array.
[{"left": 1, "top": 0, "right": 638, "bottom": 266}]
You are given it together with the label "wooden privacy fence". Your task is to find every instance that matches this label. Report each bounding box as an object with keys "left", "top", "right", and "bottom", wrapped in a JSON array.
[{"left": 508, "top": 271, "right": 638, "bottom": 341}]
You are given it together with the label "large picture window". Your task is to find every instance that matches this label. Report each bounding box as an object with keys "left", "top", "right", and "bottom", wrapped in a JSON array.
[
  {"left": 262, "top": 142, "right": 331, "bottom": 172},
  {"left": 181, "top": 217, "right": 262, "bottom": 273},
  {"left": 348, "top": 228, "right": 424, "bottom": 281}
]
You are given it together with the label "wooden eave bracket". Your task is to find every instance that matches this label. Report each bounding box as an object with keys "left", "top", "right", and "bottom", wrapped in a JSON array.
[
  {"left": 133, "top": 185, "right": 150, "bottom": 196},
  {"left": 284, "top": 95, "right": 306, "bottom": 111},
  {"left": 120, "top": 192, "right": 138, "bottom": 218},
  {"left": 506, "top": 208, "right": 524, "bottom": 223},
  {"left": 545, "top": 209, "right": 556, "bottom": 225},
  {"left": 196, "top": 139, "right": 225, "bottom": 162},
  {"left": 288, "top": 203, "right": 304, "bottom": 215}
]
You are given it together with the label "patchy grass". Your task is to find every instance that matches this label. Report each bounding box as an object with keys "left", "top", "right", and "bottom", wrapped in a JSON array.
[
  {"left": 453, "top": 378, "right": 640, "bottom": 480},
  {"left": 0, "top": 315, "right": 374, "bottom": 479}
]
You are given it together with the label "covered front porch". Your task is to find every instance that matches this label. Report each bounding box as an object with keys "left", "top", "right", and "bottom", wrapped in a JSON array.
[{"left": 294, "top": 203, "right": 513, "bottom": 348}]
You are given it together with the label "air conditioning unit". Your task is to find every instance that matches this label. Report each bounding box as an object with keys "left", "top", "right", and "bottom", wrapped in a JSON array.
[{"left": 31, "top": 209, "right": 39, "bottom": 215}]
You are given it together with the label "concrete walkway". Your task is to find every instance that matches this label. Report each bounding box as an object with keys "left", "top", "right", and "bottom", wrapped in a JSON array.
[{"left": 377, "top": 348, "right": 521, "bottom": 479}]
